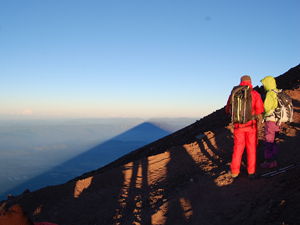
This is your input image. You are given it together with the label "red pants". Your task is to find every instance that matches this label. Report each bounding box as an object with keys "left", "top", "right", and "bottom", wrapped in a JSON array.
[{"left": 231, "top": 121, "right": 258, "bottom": 174}]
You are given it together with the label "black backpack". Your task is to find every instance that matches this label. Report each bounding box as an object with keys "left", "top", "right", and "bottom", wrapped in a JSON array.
[
  {"left": 271, "top": 89, "right": 293, "bottom": 125},
  {"left": 230, "top": 85, "right": 254, "bottom": 124}
]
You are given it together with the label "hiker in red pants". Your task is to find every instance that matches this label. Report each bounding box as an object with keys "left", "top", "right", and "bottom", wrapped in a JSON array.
[{"left": 225, "top": 75, "right": 264, "bottom": 179}]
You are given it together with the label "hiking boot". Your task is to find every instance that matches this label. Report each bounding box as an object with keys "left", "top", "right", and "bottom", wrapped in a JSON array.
[
  {"left": 248, "top": 173, "right": 258, "bottom": 180},
  {"left": 261, "top": 160, "right": 277, "bottom": 168},
  {"left": 228, "top": 170, "right": 239, "bottom": 179}
]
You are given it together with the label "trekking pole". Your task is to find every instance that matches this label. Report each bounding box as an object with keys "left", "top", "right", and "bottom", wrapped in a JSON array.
[
  {"left": 266, "top": 164, "right": 300, "bottom": 178},
  {"left": 261, "top": 164, "right": 295, "bottom": 178},
  {"left": 260, "top": 162, "right": 300, "bottom": 178}
]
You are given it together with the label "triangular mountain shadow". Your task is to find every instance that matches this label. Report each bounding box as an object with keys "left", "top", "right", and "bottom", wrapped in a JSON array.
[{"left": 3, "top": 122, "right": 171, "bottom": 199}]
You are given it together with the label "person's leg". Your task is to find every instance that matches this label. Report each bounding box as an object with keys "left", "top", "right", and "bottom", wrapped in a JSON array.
[
  {"left": 245, "top": 125, "right": 257, "bottom": 174},
  {"left": 230, "top": 128, "right": 246, "bottom": 175},
  {"left": 264, "top": 121, "right": 277, "bottom": 161},
  {"left": 272, "top": 124, "right": 280, "bottom": 162},
  {"left": 262, "top": 121, "right": 278, "bottom": 168}
]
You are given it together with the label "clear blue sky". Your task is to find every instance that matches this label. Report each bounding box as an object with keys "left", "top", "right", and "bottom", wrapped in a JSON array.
[{"left": 1, "top": 0, "right": 299, "bottom": 119}]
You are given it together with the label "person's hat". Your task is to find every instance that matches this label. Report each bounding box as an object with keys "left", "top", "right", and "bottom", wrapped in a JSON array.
[{"left": 241, "top": 75, "right": 251, "bottom": 83}]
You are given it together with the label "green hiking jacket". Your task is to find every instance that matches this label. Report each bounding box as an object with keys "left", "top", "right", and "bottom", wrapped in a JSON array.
[{"left": 261, "top": 76, "right": 278, "bottom": 121}]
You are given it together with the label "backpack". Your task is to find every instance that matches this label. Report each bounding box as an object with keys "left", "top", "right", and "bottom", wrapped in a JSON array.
[
  {"left": 230, "top": 85, "right": 254, "bottom": 124},
  {"left": 271, "top": 89, "right": 293, "bottom": 125}
]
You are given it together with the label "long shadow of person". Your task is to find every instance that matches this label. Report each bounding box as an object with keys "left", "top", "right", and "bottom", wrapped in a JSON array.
[
  {"left": 162, "top": 145, "right": 201, "bottom": 224},
  {"left": 197, "top": 129, "right": 233, "bottom": 170},
  {"left": 112, "top": 158, "right": 151, "bottom": 225}
]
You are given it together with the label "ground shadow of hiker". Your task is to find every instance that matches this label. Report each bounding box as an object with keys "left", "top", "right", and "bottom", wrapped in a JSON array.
[
  {"left": 197, "top": 128, "right": 233, "bottom": 169},
  {"left": 163, "top": 146, "right": 200, "bottom": 224},
  {"left": 111, "top": 158, "right": 151, "bottom": 225}
]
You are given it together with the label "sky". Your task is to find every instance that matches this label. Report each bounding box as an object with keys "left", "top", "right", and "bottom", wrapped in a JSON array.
[{"left": 1, "top": 0, "right": 299, "bottom": 120}]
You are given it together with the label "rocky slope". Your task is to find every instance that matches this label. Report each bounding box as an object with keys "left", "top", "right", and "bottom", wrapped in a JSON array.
[{"left": 1, "top": 64, "right": 300, "bottom": 225}]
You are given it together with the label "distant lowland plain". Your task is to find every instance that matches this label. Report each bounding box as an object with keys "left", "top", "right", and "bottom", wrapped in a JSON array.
[{"left": 0, "top": 117, "right": 197, "bottom": 201}]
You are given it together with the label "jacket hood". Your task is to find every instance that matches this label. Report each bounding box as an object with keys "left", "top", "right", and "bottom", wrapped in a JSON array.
[
  {"left": 261, "top": 76, "right": 277, "bottom": 91},
  {"left": 239, "top": 80, "right": 253, "bottom": 89}
]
